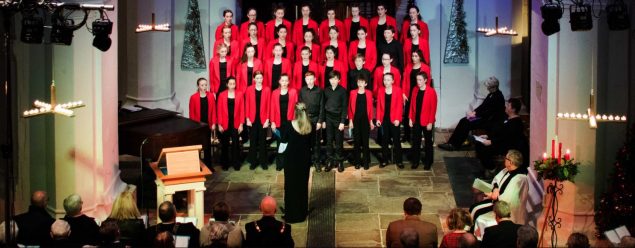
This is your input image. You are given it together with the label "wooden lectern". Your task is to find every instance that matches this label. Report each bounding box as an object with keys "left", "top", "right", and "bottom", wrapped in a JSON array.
[{"left": 150, "top": 145, "right": 212, "bottom": 228}]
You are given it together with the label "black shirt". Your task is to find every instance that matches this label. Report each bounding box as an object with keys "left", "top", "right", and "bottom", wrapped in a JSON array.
[
  {"left": 219, "top": 61, "right": 228, "bottom": 93},
  {"left": 354, "top": 92, "right": 368, "bottom": 123},
  {"left": 299, "top": 85, "right": 324, "bottom": 123},
  {"left": 280, "top": 93, "right": 289, "bottom": 125},
  {"left": 475, "top": 89, "right": 506, "bottom": 122},
  {"left": 410, "top": 67, "right": 420, "bottom": 95},
  {"left": 302, "top": 64, "right": 309, "bottom": 88},
  {"left": 255, "top": 89, "right": 262, "bottom": 124},
  {"left": 281, "top": 45, "right": 288, "bottom": 58},
  {"left": 357, "top": 47, "right": 366, "bottom": 57},
  {"left": 347, "top": 68, "right": 372, "bottom": 94},
  {"left": 324, "top": 65, "right": 334, "bottom": 87},
  {"left": 227, "top": 45, "right": 232, "bottom": 57},
  {"left": 247, "top": 66, "right": 254, "bottom": 86},
  {"left": 63, "top": 214, "right": 100, "bottom": 246},
  {"left": 416, "top": 89, "right": 425, "bottom": 122},
  {"left": 303, "top": 24, "right": 308, "bottom": 34},
  {"left": 228, "top": 98, "right": 235, "bottom": 130},
  {"left": 411, "top": 41, "right": 419, "bottom": 54},
  {"left": 376, "top": 23, "right": 387, "bottom": 45},
  {"left": 200, "top": 96, "right": 209, "bottom": 124},
  {"left": 377, "top": 40, "right": 404, "bottom": 71},
  {"left": 272, "top": 63, "right": 282, "bottom": 90},
  {"left": 324, "top": 85, "right": 348, "bottom": 124},
  {"left": 253, "top": 44, "right": 259, "bottom": 58},
  {"left": 350, "top": 21, "right": 361, "bottom": 42},
  {"left": 383, "top": 93, "right": 392, "bottom": 124}
]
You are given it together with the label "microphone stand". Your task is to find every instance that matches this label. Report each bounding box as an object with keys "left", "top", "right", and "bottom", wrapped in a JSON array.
[{"left": 139, "top": 137, "right": 149, "bottom": 223}]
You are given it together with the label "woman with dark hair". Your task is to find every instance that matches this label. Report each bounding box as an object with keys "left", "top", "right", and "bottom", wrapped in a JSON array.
[
  {"left": 215, "top": 9, "right": 239, "bottom": 42},
  {"left": 216, "top": 77, "right": 245, "bottom": 170},
  {"left": 292, "top": 3, "right": 319, "bottom": 46},
  {"left": 265, "top": 25, "right": 294, "bottom": 63},
  {"left": 264, "top": 43, "right": 292, "bottom": 90},
  {"left": 239, "top": 22, "right": 265, "bottom": 60},
  {"left": 376, "top": 73, "right": 404, "bottom": 168},
  {"left": 369, "top": 3, "right": 398, "bottom": 44},
  {"left": 347, "top": 27, "right": 376, "bottom": 71},
  {"left": 209, "top": 43, "right": 236, "bottom": 95},
  {"left": 403, "top": 23, "right": 431, "bottom": 67},
  {"left": 239, "top": 8, "right": 265, "bottom": 40},
  {"left": 236, "top": 44, "right": 263, "bottom": 91},
  {"left": 372, "top": 52, "right": 401, "bottom": 97},
  {"left": 270, "top": 74, "right": 298, "bottom": 171},
  {"left": 292, "top": 46, "right": 320, "bottom": 90},
  {"left": 408, "top": 71, "right": 437, "bottom": 170},
  {"left": 400, "top": 5, "right": 429, "bottom": 42},
  {"left": 320, "top": 45, "right": 348, "bottom": 89},
  {"left": 318, "top": 7, "right": 346, "bottom": 44},
  {"left": 344, "top": 4, "right": 370, "bottom": 43},
  {"left": 402, "top": 50, "right": 430, "bottom": 141},
  {"left": 245, "top": 71, "right": 271, "bottom": 170},
  {"left": 320, "top": 26, "right": 348, "bottom": 68},
  {"left": 295, "top": 29, "right": 321, "bottom": 64},
  {"left": 189, "top": 77, "right": 216, "bottom": 166},
  {"left": 264, "top": 4, "right": 292, "bottom": 43},
  {"left": 213, "top": 26, "right": 240, "bottom": 61}
]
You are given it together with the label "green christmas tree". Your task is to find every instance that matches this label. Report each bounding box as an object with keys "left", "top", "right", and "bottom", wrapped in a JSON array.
[
  {"left": 443, "top": 0, "right": 469, "bottom": 64},
  {"left": 181, "top": 0, "right": 206, "bottom": 70}
]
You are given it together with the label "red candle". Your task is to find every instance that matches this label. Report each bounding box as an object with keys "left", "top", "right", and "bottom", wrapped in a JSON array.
[
  {"left": 564, "top": 149, "right": 571, "bottom": 160},
  {"left": 551, "top": 139, "right": 555, "bottom": 159},
  {"left": 558, "top": 143, "right": 563, "bottom": 164}
]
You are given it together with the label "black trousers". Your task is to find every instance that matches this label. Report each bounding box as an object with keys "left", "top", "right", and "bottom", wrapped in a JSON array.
[
  {"left": 352, "top": 119, "right": 370, "bottom": 165},
  {"left": 219, "top": 128, "right": 240, "bottom": 168},
  {"left": 325, "top": 119, "right": 344, "bottom": 162},
  {"left": 309, "top": 121, "right": 323, "bottom": 164},
  {"left": 448, "top": 117, "right": 489, "bottom": 147},
  {"left": 403, "top": 100, "right": 411, "bottom": 141},
  {"left": 412, "top": 123, "right": 433, "bottom": 166},
  {"left": 248, "top": 122, "right": 268, "bottom": 166},
  {"left": 381, "top": 123, "right": 402, "bottom": 163}
]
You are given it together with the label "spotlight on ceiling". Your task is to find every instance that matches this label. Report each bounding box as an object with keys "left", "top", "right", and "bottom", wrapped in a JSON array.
[
  {"left": 570, "top": 4, "right": 593, "bottom": 31},
  {"left": 92, "top": 19, "right": 113, "bottom": 51},
  {"left": 50, "top": 7, "right": 88, "bottom": 46},
  {"left": 20, "top": 11, "right": 44, "bottom": 44},
  {"left": 606, "top": 1, "right": 630, "bottom": 31},
  {"left": 541, "top": 2, "right": 563, "bottom": 36}
]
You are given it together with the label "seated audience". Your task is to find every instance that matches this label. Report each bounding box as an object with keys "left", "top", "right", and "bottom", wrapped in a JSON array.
[
  {"left": 386, "top": 197, "right": 438, "bottom": 248},
  {"left": 516, "top": 225, "right": 538, "bottom": 248},
  {"left": 566, "top": 232, "right": 590, "bottom": 248},
  {"left": 244, "top": 196, "right": 294, "bottom": 248},
  {"left": 481, "top": 201, "right": 522, "bottom": 248},
  {"left": 440, "top": 208, "right": 472, "bottom": 248},
  {"left": 200, "top": 202, "right": 243, "bottom": 248},
  {"left": 399, "top": 227, "right": 419, "bottom": 248},
  {"left": 458, "top": 233, "right": 478, "bottom": 248},
  {"left": 154, "top": 231, "right": 176, "bottom": 248},
  {"left": 99, "top": 219, "right": 123, "bottom": 248},
  {"left": 620, "top": 236, "right": 635, "bottom": 248},
  {"left": 106, "top": 186, "right": 146, "bottom": 247},
  {"left": 0, "top": 220, "right": 18, "bottom": 246},
  {"left": 13, "top": 190, "right": 55, "bottom": 246},
  {"left": 147, "top": 201, "right": 200, "bottom": 248},
  {"left": 45, "top": 219, "right": 72, "bottom": 248},
  {"left": 62, "top": 194, "right": 100, "bottom": 246}
]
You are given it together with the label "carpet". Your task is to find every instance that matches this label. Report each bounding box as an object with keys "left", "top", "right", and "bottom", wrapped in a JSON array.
[
  {"left": 306, "top": 171, "right": 335, "bottom": 248},
  {"left": 443, "top": 156, "right": 484, "bottom": 208}
]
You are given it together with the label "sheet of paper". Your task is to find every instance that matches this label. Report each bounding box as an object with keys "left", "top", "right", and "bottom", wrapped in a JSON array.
[
  {"left": 278, "top": 143, "right": 288, "bottom": 154},
  {"left": 473, "top": 135, "right": 487, "bottom": 144},
  {"left": 616, "top": 225, "right": 631, "bottom": 239},
  {"left": 472, "top": 178, "right": 493, "bottom": 193},
  {"left": 176, "top": 217, "right": 197, "bottom": 224},
  {"left": 175, "top": 235, "right": 190, "bottom": 248}
]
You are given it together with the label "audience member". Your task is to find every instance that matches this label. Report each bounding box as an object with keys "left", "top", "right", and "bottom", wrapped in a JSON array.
[
  {"left": 386, "top": 197, "right": 438, "bottom": 248},
  {"left": 62, "top": 194, "right": 100, "bottom": 246},
  {"left": 480, "top": 201, "right": 522, "bottom": 248},
  {"left": 440, "top": 208, "right": 472, "bottom": 248},
  {"left": 99, "top": 219, "right": 123, "bottom": 248},
  {"left": 45, "top": 219, "right": 72, "bottom": 248},
  {"left": 154, "top": 231, "right": 176, "bottom": 248},
  {"left": 200, "top": 202, "right": 243, "bottom": 248},
  {"left": 244, "top": 196, "right": 294, "bottom": 248},
  {"left": 146, "top": 201, "right": 200, "bottom": 248},
  {"left": 106, "top": 186, "right": 146, "bottom": 247},
  {"left": 566, "top": 232, "right": 590, "bottom": 248},
  {"left": 458, "top": 232, "right": 478, "bottom": 248},
  {"left": 13, "top": 190, "right": 55, "bottom": 246},
  {"left": 399, "top": 227, "right": 419, "bottom": 248},
  {"left": 516, "top": 225, "right": 538, "bottom": 248},
  {"left": 620, "top": 236, "right": 635, "bottom": 248},
  {"left": 0, "top": 220, "right": 18, "bottom": 246}
]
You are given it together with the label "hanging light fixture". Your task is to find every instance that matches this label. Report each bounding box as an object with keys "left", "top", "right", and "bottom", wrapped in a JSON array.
[
  {"left": 477, "top": 17, "right": 518, "bottom": 37},
  {"left": 136, "top": 13, "right": 170, "bottom": 33}
]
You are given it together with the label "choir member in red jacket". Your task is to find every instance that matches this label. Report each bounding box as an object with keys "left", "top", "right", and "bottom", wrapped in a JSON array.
[
  {"left": 236, "top": 44, "right": 263, "bottom": 91},
  {"left": 264, "top": 5, "right": 292, "bottom": 43},
  {"left": 239, "top": 8, "right": 265, "bottom": 40},
  {"left": 347, "top": 27, "right": 376, "bottom": 71},
  {"left": 239, "top": 22, "right": 265, "bottom": 60},
  {"left": 403, "top": 23, "right": 431, "bottom": 67},
  {"left": 369, "top": 4, "right": 398, "bottom": 45},
  {"left": 216, "top": 77, "right": 245, "bottom": 170},
  {"left": 209, "top": 43, "right": 236, "bottom": 95},
  {"left": 318, "top": 7, "right": 346, "bottom": 44},
  {"left": 344, "top": 4, "right": 370, "bottom": 43},
  {"left": 400, "top": 5, "right": 429, "bottom": 42},
  {"left": 270, "top": 74, "right": 298, "bottom": 171},
  {"left": 348, "top": 75, "right": 374, "bottom": 170},
  {"left": 372, "top": 53, "right": 402, "bottom": 97},
  {"left": 409, "top": 71, "right": 437, "bottom": 170},
  {"left": 189, "top": 78, "right": 215, "bottom": 166},
  {"left": 320, "top": 26, "right": 348, "bottom": 68},
  {"left": 402, "top": 50, "right": 430, "bottom": 141},
  {"left": 264, "top": 43, "right": 292, "bottom": 90},
  {"left": 376, "top": 73, "right": 404, "bottom": 168},
  {"left": 245, "top": 71, "right": 271, "bottom": 170},
  {"left": 213, "top": 26, "right": 240, "bottom": 61},
  {"left": 295, "top": 29, "right": 321, "bottom": 64},
  {"left": 293, "top": 46, "right": 320, "bottom": 90},
  {"left": 214, "top": 10, "right": 239, "bottom": 42},
  {"left": 265, "top": 25, "right": 294, "bottom": 63},
  {"left": 320, "top": 45, "right": 348, "bottom": 89},
  {"left": 292, "top": 3, "right": 319, "bottom": 46}
]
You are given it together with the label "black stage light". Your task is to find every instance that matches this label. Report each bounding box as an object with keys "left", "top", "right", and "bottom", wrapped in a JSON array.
[
  {"left": 570, "top": 4, "right": 593, "bottom": 31},
  {"left": 541, "top": 2, "right": 563, "bottom": 36},
  {"left": 606, "top": 1, "right": 630, "bottom": 31},
  {"left": 20, "top": 14, "right": 44, "bottom": 43},
  {"left": 92, "top": 19, "right": 113, "bottom": 51},
  {"left": 50, "top": 20, "right": 75, "bottom": 45}
]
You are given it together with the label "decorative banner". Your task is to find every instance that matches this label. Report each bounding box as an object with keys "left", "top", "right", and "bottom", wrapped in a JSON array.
[
  {"left": 443, "top": 0, "right": 469, "bottom": 64},
  {"left": 181, "top": 0, "right": 206, "bottom": 70}
]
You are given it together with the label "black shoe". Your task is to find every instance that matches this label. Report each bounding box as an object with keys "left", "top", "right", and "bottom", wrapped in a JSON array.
[
  {"left": 337, "top": 162, "right": 345, "bottom": 172},
  {"left": 262, "top": 164, "right": 269, "bottom": 170},
  {"left": 379, "top": 162, "right": 387, "bottom": 168},
  {"left": 423, "top": 164, "right": 432, "bottom": 171},
  {"left": 354, "top": 164, "right": 360, "bottom": 169},
  {"left": 276, "top": 165, "right": 283, "bottom": 171},
  {"left": 249, "top": 163, "right": 257, "bottom": 170},
  {"left": 313, "top": 164, "right": 322, "bottom": 172},
  {"left": 438, "top": 143, "right": 456, "bottom": 151},
  {"left": 396, "top": 163, "right": 404, "bottom": 169},
  {"left": 234, "top": 165, "right": 241, "bottom": 171},
  {"left": 324, "top": 162, "right": 333, "bottom": 172},
  {"left": 411, "top": 163, "right": 420, "bottom": 169},
  {"left": 363, "top": 163, "right": 370, "bottom": 170}
]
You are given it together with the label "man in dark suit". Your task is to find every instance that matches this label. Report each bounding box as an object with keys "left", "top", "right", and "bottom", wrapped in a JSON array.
[
  {"left": 439, "top": 76, "right": 506, "bottom": 151},
  {"left": 244, "top": 196, "right": 294, "bottom": 248},
  {"left": 386, "top": 197, "right": 438, "bottom": 248},
  {"left": 481, "top": 201, "right": 522, "bottom": 248},
  {"left": 14, "top": 190, "right": 55, "bottom": 246},
  {"left": 146, "top": 201, "right": 200, "bottom": 248}
]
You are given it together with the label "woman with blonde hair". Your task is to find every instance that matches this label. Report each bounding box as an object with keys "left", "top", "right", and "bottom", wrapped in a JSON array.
[
  {"left": 440, "top": 208, "right": 472, "bottom": 248},
  {"left": 106, "top": 186, "right": 146, "bottom": 246},
  {"left": 281, "top": 102, "right": 312, "bottom": 223}
]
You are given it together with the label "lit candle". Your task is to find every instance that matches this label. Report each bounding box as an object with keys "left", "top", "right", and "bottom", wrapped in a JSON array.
[
  {"left": 543, "top": 152, "right": 548, "bottom": 162},
  {"left": 564, "top": 149, "right": 570, "bottom": 160}
]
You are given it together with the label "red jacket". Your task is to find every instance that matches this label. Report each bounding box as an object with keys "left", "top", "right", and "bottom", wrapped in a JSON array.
[
  {"left": 239, "top": 21, "right": 265, "bottom": 40},
  {"left": 320, "top": 40, "right": 348, "bottom": 68},
  {"left": 403, "top": 38, "right": 431, "bottom": 66},
  {"left": 264, "top": 19, "right": 292, "bottom": 43},
  {"left": 318, "top": 19, "right": 347, "bottom": 44},
  {"left": 292, "top": 60, "right": 320, "bottom": 90},
  {"left": 265, "top": 39, "right": 295, "bottom": 63},
  {"left": 245, "top": 85, "right": 271, "bottom": 125},
  {"left": 189, "top": 91, "right": 216, "bottom": 127},
  {"left": 347, "top": 40, "right": 377, "bottom": 71},
  {"left": 372, "top": 66, "right": 401, "bottom": 96},
  {"left": 239, "top": 37, "right": 266, "bottom": 60},
  {"left": 402, "top": 64, "right": 431, "bottom": 98},
  {"left": 209, "top": 57, "right": 237, "bottom": 93},
  {"left": 319, "top": 60, "right": 348, "bottom": 89},
  {"left": 400, "top": 19, "right": 429, "bottom": 42},
  {"left": 295, "top": 43, "right": 321, "bottom": 64},
  {"left": 269, "top": 88, "right": 298, "bottom": 127},
  {"left": 235, "top": 59, "right": 263, "bottom": 91},
  {"left": 348, "top": 89, "right": 374, "bottom": 123},
  {"left": 369, "top": 15, "right": 398, "bottom": 43},
  {"left": 216, "top": 90, "right": 245, "bottom": 130},
  {"left": 409, "top": 85, "right": 437, "bottom": 126},
  {"left": 344, "top": 17, "right": 370, "bottom": 42},
  {"left": 291, "top": 18, "right": 319, "bottom": 45},
  {"left": 213, "top": 39, "right": 240, "bottom": 61},
  {"left": 214, "top": 23, "right": 239, "bottom": 42},
  {"left": 376, "top": 86, "right": 404, "bottom": 124},
  {"left": 263, "top": 58, "right": 292, "bottom": 89}
]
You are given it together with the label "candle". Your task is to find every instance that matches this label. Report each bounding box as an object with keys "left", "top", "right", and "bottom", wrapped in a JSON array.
[
  {"left": 551, "top": 139, "right": 555, "bottom": 159},
  {"left": 558, "top": 143, "right": 563, "bottom": 164},
  {"left": 564, "top": 149, "right": 570, "bottom": 160},
  {"left": 543, "top": 152, "right": 548, "bottom": 162}
]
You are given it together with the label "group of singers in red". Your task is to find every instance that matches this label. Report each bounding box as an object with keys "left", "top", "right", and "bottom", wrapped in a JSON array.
[{"left": 189, "top": 3, "right": 438, "bottom": 172}]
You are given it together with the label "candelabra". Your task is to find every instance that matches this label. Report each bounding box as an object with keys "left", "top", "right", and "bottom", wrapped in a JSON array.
[
  {"left": 22, "top": 81, "right": 85, "bottom": 118},
  {"left": 136, "top": 13, "right": 170, "bottom": 33},
  {"left": 476, "top": 16, "right": 518, "bottom": 37}
]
